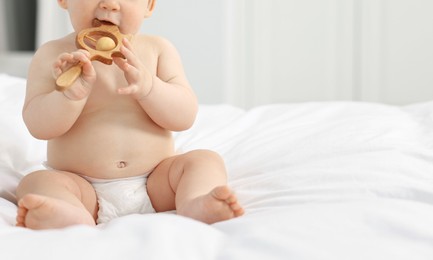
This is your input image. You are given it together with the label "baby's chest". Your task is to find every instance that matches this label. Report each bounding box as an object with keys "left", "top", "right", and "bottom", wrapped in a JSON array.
[
  {"left": 93, "top": 64, "right": 127, "bottom": 90},
  {"left": 83, "top": 68, "right": 134, "bottom": 110}
]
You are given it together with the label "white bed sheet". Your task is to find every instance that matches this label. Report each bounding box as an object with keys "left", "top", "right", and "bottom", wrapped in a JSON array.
[{"left": 0, "top": 74, "right": 433, "bottom": 259}]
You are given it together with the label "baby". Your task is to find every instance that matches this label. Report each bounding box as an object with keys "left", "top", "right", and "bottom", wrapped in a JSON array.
[{"left": 16, "top": 0, "right": 243, "bottom": 229}]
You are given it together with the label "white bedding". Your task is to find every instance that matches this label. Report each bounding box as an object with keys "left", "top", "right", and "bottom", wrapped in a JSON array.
[{"left": 0, "top": 74, "right": 433, "bottom": 259}]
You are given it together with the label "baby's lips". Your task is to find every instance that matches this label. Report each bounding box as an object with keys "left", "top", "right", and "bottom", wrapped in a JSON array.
[{"left": 93, "top": 18, "right": 116, "bottom": 27}]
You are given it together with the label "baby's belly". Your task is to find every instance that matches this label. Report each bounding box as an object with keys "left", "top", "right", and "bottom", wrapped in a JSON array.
[{"left": 46, "top": 112, "right": 174, "bottom": 179}]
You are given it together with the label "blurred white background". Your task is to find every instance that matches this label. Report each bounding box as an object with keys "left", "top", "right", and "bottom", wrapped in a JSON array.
[{"left": 1, "top": 0, "right": 433, "bottom": 108}]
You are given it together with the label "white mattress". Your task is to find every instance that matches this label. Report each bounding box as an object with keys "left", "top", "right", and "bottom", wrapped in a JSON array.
[{"left": 1, "top": 74, "right": 433, "bottom": 259}]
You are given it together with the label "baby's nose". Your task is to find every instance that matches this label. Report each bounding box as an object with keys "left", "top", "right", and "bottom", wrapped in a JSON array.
[{"left": 99, "top": 0, "right": 120, "bottom": 11}]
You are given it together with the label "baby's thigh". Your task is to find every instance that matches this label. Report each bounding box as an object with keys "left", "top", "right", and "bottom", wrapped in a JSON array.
[
  {"left": 16, "top": 170, "right": 97, "bottom": 214},
  {"left": 146, "top": 156, "right": 178, "bottom": 212}
]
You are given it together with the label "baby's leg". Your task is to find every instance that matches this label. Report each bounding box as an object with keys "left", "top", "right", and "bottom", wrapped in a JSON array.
[
  {"left": 147, "top": 150, "right": 244, "bottom": 224},
  {"left": 16, "top": 170, "right": 97, "bottom": 229}
]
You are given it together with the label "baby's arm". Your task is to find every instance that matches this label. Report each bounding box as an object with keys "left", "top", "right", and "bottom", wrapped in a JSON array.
[
  {"left": 114, "top": 36, "right": 198, "bottom": 131},
  {"left": 23, "top": 40, "right": 96, "bottom": 140}
]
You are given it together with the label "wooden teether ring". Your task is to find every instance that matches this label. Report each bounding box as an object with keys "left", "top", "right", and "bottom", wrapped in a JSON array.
[{"left": 56, "top": 19, "right": 132, "bottom": 91}]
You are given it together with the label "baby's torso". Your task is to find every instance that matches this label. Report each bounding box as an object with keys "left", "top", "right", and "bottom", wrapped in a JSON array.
[{"left": 47, "top": 36, "right": 175, "bottom": 179}]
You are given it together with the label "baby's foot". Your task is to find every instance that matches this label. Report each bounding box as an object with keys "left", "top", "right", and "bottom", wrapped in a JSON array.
[
  {"left": 178, "top": 186, "right": 244, "bottom": 224},
  {"left": 16, "top": 194, "right": 95, "bottom": 229}
]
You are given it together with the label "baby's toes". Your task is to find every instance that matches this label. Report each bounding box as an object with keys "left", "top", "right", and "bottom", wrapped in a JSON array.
[
  {"left": 229, "top": 201, "right": 244, "bottom": 217},
  {"left": 16, "top": 204, "right": 28, "bottom": 227},
  {"left": 211, "top": 186, "right": 233, "bottom": 201},
  {"left": 233, "top": 206, "right": 245, "bottom": 217}
]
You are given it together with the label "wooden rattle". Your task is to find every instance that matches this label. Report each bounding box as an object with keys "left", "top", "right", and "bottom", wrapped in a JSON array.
[{"left": 56, "top": 19, "right": 132, "bottom": 91}]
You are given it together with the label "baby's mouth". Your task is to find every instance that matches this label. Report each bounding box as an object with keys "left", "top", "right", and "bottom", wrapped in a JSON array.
[{"left": 93, "top": 18, "right": 116, "bottom": 27}]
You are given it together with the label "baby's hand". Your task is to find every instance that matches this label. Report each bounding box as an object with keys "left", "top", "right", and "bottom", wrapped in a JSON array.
[
  {"left": 113, "top": 38, "right": 153, "bottom": 100},
  {"left": 52, "top": 49, "right": 96, "bottom": 100}
]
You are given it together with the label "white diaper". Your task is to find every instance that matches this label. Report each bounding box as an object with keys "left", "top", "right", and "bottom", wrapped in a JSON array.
[
  {"left": 83, "top": 174, "right": 156, "bottom": 224},
  {"left": 42, "top": 162, "right": 156, "bottom": 224}
]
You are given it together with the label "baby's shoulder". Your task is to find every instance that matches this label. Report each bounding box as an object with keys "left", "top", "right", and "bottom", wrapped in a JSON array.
[
  {"left": 34, "top": 34, "right": 77, "bottom": 58},
  {"left": 134, "top": 34, "right": 178, "bottom": 53}
]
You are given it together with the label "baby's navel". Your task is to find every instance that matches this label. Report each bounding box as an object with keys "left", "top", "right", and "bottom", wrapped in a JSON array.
[{"left": 117, "top": 161, "right": 127, "bottom": 168}]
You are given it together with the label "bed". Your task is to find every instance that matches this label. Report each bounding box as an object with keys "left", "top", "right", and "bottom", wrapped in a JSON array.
[{"left": 0, "top": 73, "right": 433, "bottom": 259}]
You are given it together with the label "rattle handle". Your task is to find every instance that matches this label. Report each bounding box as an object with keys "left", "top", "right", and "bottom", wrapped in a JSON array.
[{"left": 55, "top": 64, "right": 83, "bottom": 92}]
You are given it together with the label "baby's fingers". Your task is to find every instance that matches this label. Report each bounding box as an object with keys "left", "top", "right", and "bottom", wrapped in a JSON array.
[
  {"left": 53, "top": 50, "right": 91, "bottom": 76},
  {"left": 113, "top": 56, "right": 140, "bottom": 80},
  {"left": 56, "top": 51, "right": 89, "bottom": 65},
  {"left": 120, "top": 39, "right": 140, "bottom": 68},
  {"left": 112, "top": 56, "right": 128, "bottom": 71},
  {"left": 117, "top": 84, "right": 139, "bottom": 95},
  {"left": 72, "top": 50, "right": 92, "bottom": 64},
  {"left": 52, "top": 53, "right": 73, "bottom": 77},
  {"left": 57, "top": 53, "right": 75, "bottom": 63}
]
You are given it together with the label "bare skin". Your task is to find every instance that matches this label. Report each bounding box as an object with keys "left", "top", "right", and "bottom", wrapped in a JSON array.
[
  {"left": 16, "top": 194, "right": 95, "bottom": 230},
  {"left": 16, "top": 0, "right": 243, "bottom": 229},
  {"left": 16, "top": 185, "right": 243, "bottom": 228}
]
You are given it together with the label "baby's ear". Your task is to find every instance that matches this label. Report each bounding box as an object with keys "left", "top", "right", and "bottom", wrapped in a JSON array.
[
  {"left": 144, "top": 0, "right": 156, "bottom": 17},
  {"left": 57, "top": 0, "right": 68, "bottom": 9}
]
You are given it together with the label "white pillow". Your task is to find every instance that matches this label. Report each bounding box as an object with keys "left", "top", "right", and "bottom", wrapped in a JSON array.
[{"left": 0, "top": 74, "right": 46, "bottom": 203}]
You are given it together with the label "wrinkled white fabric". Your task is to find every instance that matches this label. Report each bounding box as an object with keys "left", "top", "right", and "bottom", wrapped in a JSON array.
[{"left": 1, "top": 75, "right": 433, "bottom": 260}]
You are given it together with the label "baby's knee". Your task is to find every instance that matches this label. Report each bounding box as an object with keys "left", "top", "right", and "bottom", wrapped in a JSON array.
[
  {"left": 184, "top": 149, "right": 224, "bottom": 164},
  {"left": 18, "top": 170, "right": 52, "bottom": 186},
  {"left": 17, "top": 170, "right": 80, "bottom": 197},
  {"left": 16, "top": 170, "right": 51, "bottom": 198}
]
